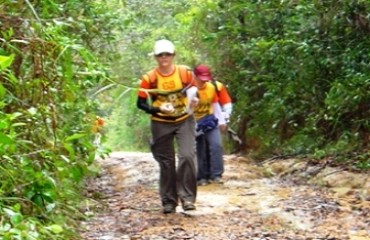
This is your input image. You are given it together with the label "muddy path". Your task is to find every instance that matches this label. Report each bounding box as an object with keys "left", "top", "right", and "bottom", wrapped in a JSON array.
[{"left": 79, "top": 152, "right": 369, "bottom": 240}]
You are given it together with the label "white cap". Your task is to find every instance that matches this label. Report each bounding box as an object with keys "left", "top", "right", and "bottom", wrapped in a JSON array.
[{"left": 153, "top": 39, "right": 175, "bottom": 55}]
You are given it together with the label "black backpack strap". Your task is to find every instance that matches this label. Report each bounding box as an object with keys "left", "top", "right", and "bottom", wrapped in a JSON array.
[{"left": 211, "top": 80, "right": 220, "bottom": 96}]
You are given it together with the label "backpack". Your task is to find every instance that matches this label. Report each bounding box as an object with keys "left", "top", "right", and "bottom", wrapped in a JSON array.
[
  {"left": 211, "top": 79, "right": 220, "bottom": 93},
  {"left": 146, "top": 65, "right": 192, "bottom": 91},
  {"left": 210, "top": 79, "right": 237, "bottom": 103}
]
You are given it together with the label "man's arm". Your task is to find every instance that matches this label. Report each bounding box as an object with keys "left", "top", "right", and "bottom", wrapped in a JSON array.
[
  {"left": 217, "top": 82, "right": 233, "bottom": 121},
  {"left": 137, "top": 96, "right": 160, "bottom": 114},
  {"left": 137, "top": 76, "right": 161, "bottom": 114},
  {"left": 217, "top": 82, "right": 232, "bottom": 107},
  {"left": 222, "top": 102, "right": 233, "bottom": 115}
]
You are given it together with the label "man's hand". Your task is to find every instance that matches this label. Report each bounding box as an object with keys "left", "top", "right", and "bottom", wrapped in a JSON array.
[
  {"left": 190, "top": 97, "right": 199, "bottom": 108},
  {"left": 160, "top": 103, "right": 175, "bottom": 113}
]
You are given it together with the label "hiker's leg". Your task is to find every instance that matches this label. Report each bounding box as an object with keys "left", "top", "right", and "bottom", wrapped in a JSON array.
[
  {"left": 206, "top": 127, "right": 224, "bottom": 179},
  {"left": 196, "top": 134, "right": 208, "bottom": 180},
  {"left": 151, "top": 121, "right": 177, "bottom": 207},
  {"left": 205, "top": 140, "right": 211, "bottom": 180},
  {"left": 175, "top": 116, "right": 197, "bottom": 203}
]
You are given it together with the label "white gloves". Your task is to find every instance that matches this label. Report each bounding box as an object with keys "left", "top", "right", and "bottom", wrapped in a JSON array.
[{"left": 160, "top": 103, "right": 174, "bottom": 113}]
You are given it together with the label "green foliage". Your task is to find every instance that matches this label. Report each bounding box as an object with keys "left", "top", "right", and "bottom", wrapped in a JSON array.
[
  {"left": 104, "top": 91, "right": 151, "bottom": 152},
  {"left": 0, "top": 0, "right": 121, "bottom": 238},
  {"left": 0, "top": 204, "right": 68, "bottom": 240},
  {"left": 186, "top": 0, "right": 370, "bottom": 167}
]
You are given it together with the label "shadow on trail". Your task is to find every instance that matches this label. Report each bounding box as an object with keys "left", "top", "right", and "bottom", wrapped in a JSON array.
[{"left": 79, "top": 152, "right": 369, "bottom": 240}]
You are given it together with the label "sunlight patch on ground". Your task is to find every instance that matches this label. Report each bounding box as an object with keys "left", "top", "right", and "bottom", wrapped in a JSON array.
[{"left": 192, "top": 177, "right": 316, "bottom": 230}]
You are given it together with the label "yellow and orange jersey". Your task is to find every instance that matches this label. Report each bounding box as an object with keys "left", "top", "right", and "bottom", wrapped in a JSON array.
[
  {"left": 138, "top": 65, "right": 194, "bottom": 123},
  {"left": 194, "top": 82, "right": 219, "bottom": 121}
]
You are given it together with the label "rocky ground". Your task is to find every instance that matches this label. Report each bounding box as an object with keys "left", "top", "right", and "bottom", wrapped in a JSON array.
[{"left": 78, "top": 152, "right": 369, "bottom": 240}]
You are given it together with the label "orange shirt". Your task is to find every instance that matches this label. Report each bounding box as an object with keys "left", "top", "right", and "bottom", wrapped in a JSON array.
[
  {"left": 194, "top": 82, "right": 219, "bottom": 121},
  {"left": 214, "top": 81, "right": 232, "bottom": 106}
]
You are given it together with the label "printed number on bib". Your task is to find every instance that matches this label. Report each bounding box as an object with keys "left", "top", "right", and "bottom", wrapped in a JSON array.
[{"left": 162, "top": 81, "right": 175, "bottom": 90}]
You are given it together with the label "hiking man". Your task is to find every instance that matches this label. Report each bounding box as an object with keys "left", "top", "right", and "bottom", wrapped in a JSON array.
[
  {"left": 136, "top": 39, "right": 198, "bottom": 214},
  {"left": 193, "top": 64, "right": 226, "bottom": 185}
]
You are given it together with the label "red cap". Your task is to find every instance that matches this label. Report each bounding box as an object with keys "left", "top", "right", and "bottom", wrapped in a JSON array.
[{"left": 194, "top": 64, "right": 212, "bottom": 81}]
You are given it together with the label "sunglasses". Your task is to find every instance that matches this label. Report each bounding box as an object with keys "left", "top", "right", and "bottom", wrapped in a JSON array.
[{"left": 155, "top": 53, "right": 174, "bottom": 58}]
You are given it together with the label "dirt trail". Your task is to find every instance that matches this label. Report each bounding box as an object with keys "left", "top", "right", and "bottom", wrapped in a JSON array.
[{"left": 79, "top": 152, "right": 370, "bottom": 240}]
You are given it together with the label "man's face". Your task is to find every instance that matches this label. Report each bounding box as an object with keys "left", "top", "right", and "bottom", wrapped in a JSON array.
[
  {"left": 194, "top": 76, "right": 207, "bottom": 88},
  {"left": 155, "top": 52, "right": 174, "bottom": 67}
]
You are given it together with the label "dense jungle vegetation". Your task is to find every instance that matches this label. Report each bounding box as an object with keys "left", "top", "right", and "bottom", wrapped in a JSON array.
[{"left": 0, "top": 0, "right": 369, "bottom": 239}]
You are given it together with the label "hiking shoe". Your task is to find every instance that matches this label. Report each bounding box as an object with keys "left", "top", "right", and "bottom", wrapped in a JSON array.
[
  {"left": 182, "top": 201, "right": 196, "bottom": 211},
  {"left": 162, "top": 204, "right": 176, "bottom": 214},
  {"left": 197, "top": 179, "right": 208, "bottom": 186},
  {"left": 211, "top": 177, "right": 224, "bottom": 184}
]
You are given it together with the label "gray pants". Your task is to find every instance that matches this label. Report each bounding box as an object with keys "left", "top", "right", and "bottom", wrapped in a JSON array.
[{"left": 150, "top": 116, "right": 197, "bottom": 207}]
